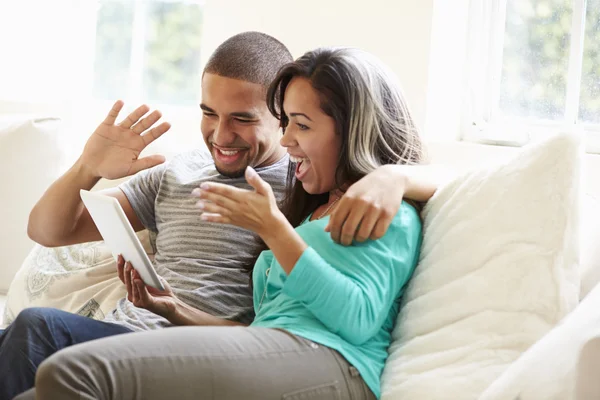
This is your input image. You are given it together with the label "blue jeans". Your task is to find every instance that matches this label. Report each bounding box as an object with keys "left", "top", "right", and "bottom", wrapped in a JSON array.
[{"left": 0, "top": 307, "right": 133, "bottom": 400}]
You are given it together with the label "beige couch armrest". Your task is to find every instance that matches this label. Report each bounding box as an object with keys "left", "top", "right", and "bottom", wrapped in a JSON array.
[{"left": 481, "top": 282, "right": 600, "bottom": 400}]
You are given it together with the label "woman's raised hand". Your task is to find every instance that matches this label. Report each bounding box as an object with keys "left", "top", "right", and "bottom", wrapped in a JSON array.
[{"left": 192, "top": 167, "right": 287, "bottom": 239}]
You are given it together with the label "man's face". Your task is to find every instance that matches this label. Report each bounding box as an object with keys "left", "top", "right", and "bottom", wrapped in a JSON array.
[{"left": 200, "top": 73, "right": 283, "bottom": 177}]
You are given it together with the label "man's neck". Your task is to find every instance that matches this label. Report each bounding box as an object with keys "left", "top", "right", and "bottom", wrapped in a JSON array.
[{"left": 257, "top": 147, "right": 288, "bottom": 169}]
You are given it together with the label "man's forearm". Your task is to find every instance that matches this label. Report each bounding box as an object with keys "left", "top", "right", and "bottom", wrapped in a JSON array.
[
  {"left": 404, "top": 169, "right": 438, "bottom": 202},
  {"left": 397, "top": 164, "right": 452, "bottom": 202},
  {"left": 27, "top": 158, "right": 100, "bottom": 246},
  {"left": 168, "top": 298, "right": 248, "bottom": 327}
]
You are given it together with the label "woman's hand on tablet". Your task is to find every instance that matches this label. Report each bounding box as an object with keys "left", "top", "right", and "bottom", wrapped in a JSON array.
[{"left": 117, "top": 255, "right": 176, "bottom": 319}]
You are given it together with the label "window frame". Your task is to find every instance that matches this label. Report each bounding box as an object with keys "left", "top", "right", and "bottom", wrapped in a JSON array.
[{"left": 462, "top": 0, "right": 600, "bottom": 154}]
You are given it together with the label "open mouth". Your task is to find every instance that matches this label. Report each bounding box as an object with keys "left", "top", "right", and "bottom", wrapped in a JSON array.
[{"left": 290, "top": 155, "right": 311, "bottom": 180}]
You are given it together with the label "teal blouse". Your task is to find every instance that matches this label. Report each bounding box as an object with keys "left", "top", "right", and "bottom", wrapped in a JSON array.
[{"left": 250, "top": 202, "right": 422, "bottom": 398}]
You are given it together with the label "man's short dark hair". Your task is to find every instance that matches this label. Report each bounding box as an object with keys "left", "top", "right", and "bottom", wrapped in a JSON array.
[{"left": 203, "top": 31, "right": 293, "bottom": 89}]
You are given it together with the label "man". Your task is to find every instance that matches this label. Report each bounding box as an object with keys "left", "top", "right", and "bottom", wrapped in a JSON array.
[{"left": 0, "top": 32, "right": 438, "bottom": 399}]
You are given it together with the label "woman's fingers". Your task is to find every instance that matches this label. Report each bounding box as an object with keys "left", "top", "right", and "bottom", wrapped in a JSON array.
[
  {"left": 196, "top": 201, "right": 231, "bottom": 217},
  {"left": 199, "top": 212, "right": 230, "bottom": 224},
  {"left": 245, "top": 167, "right": 272, "bottom": 196},
  {"left": 194, "top": 182, "right": 249, "bottom": 202},
  {"left": 192, "top": 187, "right": 239, "bottom": 210}
]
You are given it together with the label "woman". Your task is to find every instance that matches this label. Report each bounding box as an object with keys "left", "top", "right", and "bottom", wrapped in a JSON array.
[{"left": 22, "top": 48, "right": 424, "bottom": 400}]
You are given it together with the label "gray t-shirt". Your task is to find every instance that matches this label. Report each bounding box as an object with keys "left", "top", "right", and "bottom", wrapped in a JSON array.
[{"left": 103, "top": 149, "right": 289, "bottom": 331}]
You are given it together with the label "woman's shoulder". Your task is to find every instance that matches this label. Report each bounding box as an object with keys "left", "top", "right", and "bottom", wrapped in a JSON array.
[
  {"left": 386, "top": 201, "right": 422, "bottom": 245},
  {"left": 296, "top": 201, "right": 421, "bottom": 247},
  {"left": 398, "top": 200, "right": 421, "bottom": 225}
]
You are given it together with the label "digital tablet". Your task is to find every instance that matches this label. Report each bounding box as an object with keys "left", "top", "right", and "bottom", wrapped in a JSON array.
[{"left": 80, "top": 189, "right": 165, "bottom": 291}]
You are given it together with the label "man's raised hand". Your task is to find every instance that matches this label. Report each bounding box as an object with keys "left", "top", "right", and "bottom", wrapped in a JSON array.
[{"left": 79, "top": 100, "right": 171, "bottom": 179}]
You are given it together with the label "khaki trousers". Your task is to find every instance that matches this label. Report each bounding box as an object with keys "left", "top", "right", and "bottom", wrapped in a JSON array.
[{"left": 14, "top": 326, "right": 376, "bottom": 400}]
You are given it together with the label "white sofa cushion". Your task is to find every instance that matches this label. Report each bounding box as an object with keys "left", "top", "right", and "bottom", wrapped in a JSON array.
[
  {"left": 0, "top": 116, "right": 67, "bottom": 293},
  {"left": 380, "top": 132, "right": 582, "bottom": 399}
]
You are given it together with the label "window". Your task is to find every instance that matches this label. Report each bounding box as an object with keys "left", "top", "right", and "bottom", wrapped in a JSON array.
[
  {"left": 94, "top": 0, "right": 204, "bottom": 106},
  {"left": 464, "top": 0, "right": 600, "bottom": 153},
  {"left": 0, "top": 0, "right": 204, "bottom": 108}
]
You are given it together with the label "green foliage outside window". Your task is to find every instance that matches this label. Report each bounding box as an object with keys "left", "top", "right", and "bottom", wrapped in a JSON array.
[
  {"left": 93, "top": 1, "right": 134, "bottom": 101},
  {"left": 499, "top": 0, "right": 600, "bottom": 123},
  {"left": 93, "top": 0, "right": 203, "bottom": 106},
  {"left": 144, "top": 2, "right": 203, "bottom": 105}
]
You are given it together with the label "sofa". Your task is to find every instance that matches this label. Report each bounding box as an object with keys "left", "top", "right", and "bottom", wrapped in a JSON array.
[{"left": 2, "top": 110, "right": 600, "bottom": 399}]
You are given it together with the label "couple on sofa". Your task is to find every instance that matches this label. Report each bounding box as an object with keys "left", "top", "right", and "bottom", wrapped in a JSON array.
[{"left": 0, "top": 32, "right": 438, "bottom": 399}]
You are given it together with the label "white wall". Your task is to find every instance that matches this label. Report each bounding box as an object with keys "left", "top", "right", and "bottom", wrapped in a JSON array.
[{"left": 201, "top": 0, "right": 435, "bottom": 131}]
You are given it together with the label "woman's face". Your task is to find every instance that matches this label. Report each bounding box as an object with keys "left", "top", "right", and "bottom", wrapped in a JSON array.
[{"left": 280, "top": 77, "right": 342, "bottom": 195}]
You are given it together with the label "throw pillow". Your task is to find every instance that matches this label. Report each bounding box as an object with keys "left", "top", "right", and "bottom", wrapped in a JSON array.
[
  {"left": 2, "top": 230, "right": 153, "bottom": 329},
  {"left": 380, "top": 132, "right": 582, "bottom": 399}
]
